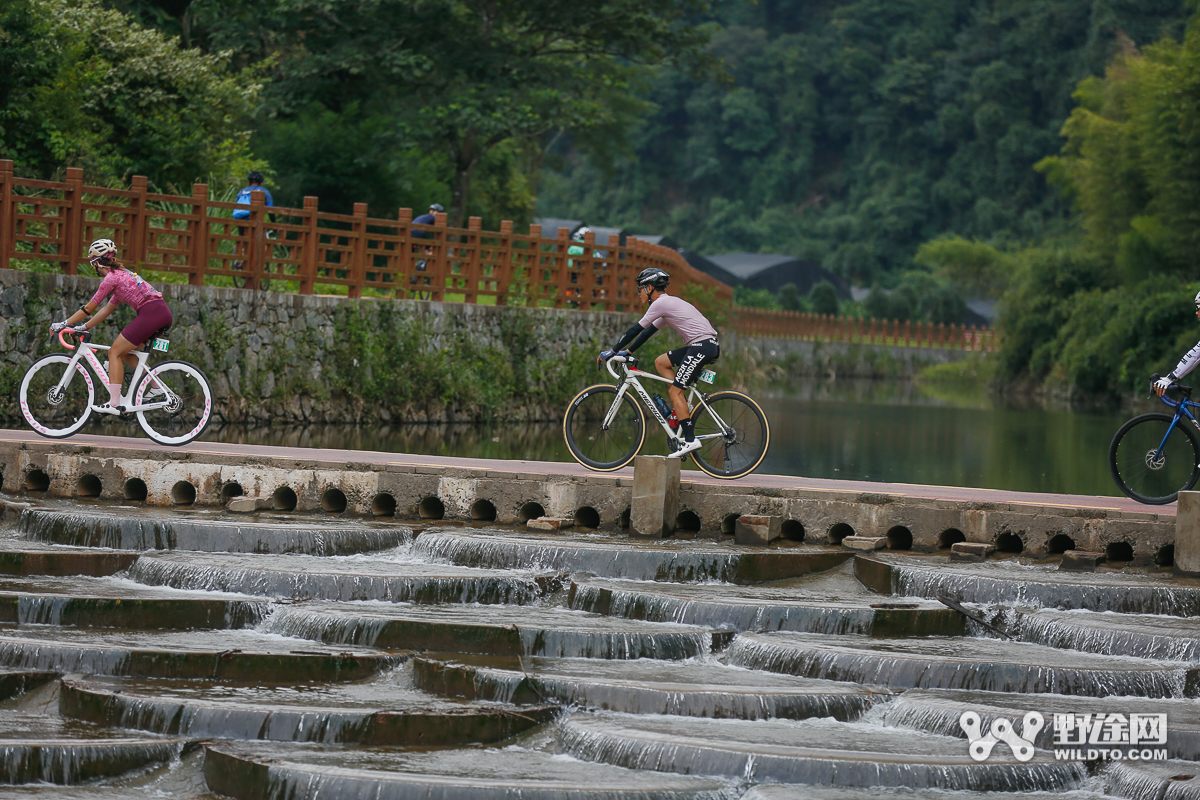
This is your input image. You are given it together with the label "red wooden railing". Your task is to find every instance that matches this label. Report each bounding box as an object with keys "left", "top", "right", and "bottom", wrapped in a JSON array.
[
  {"left": 731, "top": 307, "right": 996, "bottom": 351},
  {"left": 0, "top": 161, "right": 730, "bottom": 311},
  {"left": 0, "top": 161, "right": 992, "bottom": 349}
]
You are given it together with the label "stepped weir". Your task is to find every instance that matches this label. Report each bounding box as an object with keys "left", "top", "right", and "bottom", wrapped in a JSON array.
[{"left": 0, "top": 435, "right": 1198, "bottom": 796}]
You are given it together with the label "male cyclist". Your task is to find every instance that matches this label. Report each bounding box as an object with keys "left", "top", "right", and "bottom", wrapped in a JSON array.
[
  {"left": 1154, "top": 290, "right": 1200, "bottom": 396},
  {"left": 599, "top": 268, "right": 719, "bottom": 458}
]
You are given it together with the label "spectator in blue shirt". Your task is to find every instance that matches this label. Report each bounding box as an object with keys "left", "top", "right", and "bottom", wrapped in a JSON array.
[
  {"left": 410, "top": 203, "right": 443, "bottom": 298},
  {"left": 233, "top": 171, "right": 273, "bottom": 220}
]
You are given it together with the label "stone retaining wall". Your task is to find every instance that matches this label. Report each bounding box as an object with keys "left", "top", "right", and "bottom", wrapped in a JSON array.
[{"left": 0, "top": 271, "right": 967, "bottom": 425}]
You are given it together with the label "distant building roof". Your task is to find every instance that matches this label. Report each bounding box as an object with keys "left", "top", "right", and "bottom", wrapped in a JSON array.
[
  {"left": 678, "top": 250, "right": 741, "bottom": 287},
  {"left": 533, "top": 217, "right": 582, "bottom": 239},
  {"left": 706, "top": 252, "right": 851, "bottom": 298},
  {"left": 631, "top": 234, "right": 680, "bottom": 250},
  {"left": 588, "top": 226, "right": 625, "bottom": 247}
]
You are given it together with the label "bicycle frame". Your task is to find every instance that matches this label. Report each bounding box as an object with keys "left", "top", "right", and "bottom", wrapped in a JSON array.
[
  {"left": 55, "top": 331, "right": 172, "bottom": 413},
  {"left": 602, "top": 356, "right": 729, "bottom": 444},
  {"left": 1150, "top": 391, "right": 1200, "bottom": 459}
]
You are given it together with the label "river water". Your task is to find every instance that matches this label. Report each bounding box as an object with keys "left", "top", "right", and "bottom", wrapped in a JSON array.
[{"left": 201, "top": 379, "right": 1135, "bottom": 498}]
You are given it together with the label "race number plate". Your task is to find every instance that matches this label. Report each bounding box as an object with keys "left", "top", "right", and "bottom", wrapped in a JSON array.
[
  {"left": 699, "top": 368, "right": 716, "bottom": 384},
  {"left": 151, "top": 338, "right": 170, "bottom": 353}
]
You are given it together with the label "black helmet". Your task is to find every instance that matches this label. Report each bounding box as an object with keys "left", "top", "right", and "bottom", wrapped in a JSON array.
[
  {"left": 247, "top": 171, "right": 264, "bottom": 184},
  {"left": 636, "top": 267, "right": 670, "bottom": 290},
  {"left": 429, "top": 203, "right": 444, "bottom": 213}
]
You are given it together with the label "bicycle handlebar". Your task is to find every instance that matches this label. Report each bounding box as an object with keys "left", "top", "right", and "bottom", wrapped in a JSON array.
[{"left": 604, "top": 354, "right": 638, "bottom": 380}]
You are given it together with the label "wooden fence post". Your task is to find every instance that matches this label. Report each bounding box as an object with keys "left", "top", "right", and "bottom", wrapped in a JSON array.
[
  {"left": 496, "top": 219, "right": 512, "bottom": 306},
  {"left": 431, "top": 211, "right": 447, "bottom": 302},
  {"left": 62, "top": 167, "right": 84, "bottom": 275},
  {"left": 188, "top": 183, "right": 208, "bottom": 285},
  {"left": 395, "top": 207, "right": 412, "bottom": 298},
  {"left": 128, "top": 175, "right": 148, "bottom": 268},
  {"left": 0, "top": 160, "right": 12, "bottom": 272},
  {"left": 348, "top": 202, "right": 367, "bottom": 299},
  {"left": 300, "top": 197, "right": 319, "bottom": 295},
  {"left": 464, "top": 216, "right": 482, "bottom": 304}
]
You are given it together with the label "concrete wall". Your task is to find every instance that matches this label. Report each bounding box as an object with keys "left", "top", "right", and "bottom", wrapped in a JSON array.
[{"left": 0, "top": 442, "right": 1174, "bottom": 566}]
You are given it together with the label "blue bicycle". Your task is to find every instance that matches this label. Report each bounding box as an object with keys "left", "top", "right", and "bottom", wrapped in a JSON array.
[{"left": 1109, "top": 374, "right": 1200, "bottom": 504}]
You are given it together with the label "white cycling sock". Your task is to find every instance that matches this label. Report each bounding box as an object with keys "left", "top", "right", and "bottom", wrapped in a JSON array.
[{"left": 108, "top": 383, "right": 122, "bottom": 406}]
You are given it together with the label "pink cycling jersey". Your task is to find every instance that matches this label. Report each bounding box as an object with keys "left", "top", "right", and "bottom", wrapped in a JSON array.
[
  {"left": 638, "top": 294, "right": 718, "bottom": 345},
  {"left": 90, "top": 269, "right": 163, "bottom": 310}
]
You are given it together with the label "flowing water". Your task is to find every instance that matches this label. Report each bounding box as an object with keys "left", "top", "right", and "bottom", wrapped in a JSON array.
[
  {"left": 197, "top": 379, "right": 1133, "bottom": 496},
  {"left": 3, "top": 503, "right": 1199, "bottom": 795}
]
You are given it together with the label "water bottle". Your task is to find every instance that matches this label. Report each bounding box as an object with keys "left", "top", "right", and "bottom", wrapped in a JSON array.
[{"left": 652, "top": 394, "right": 672, "bottom": 420}]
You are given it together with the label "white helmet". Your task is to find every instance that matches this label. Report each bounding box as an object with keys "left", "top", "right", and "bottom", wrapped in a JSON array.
[
  {"left": 1194, "top": 289, "right": 1200, "bottom": 309},
  {"left": 87, "top": 238, "right": 117, "bottom": 270},
  {"left": 572, "top": 226, "right": 592, "bottom": 243}
]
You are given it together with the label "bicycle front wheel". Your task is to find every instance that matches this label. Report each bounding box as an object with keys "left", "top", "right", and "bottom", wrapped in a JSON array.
[
  {"left": 135, "top": 361, "right": 214, "bottom": 446},
  {"left": 690, "top": 390, "right": 770, "bottom": 479},
  {"left": 1109, "top": 412, "right": 1200, "bottom": 504},
  {"left": 19, "top": 354, "right": 96, "bottom": 439},
  {"left": 564, "top": 384, "right": 645, "bottom": 471}
]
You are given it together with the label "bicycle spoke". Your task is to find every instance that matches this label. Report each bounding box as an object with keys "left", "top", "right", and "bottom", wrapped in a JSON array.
[
  {"left": 690, "top": 391, "right": 769, "bottom": 479},
  {"left": 564, "top": 385, "right": 645, "bottom": 471}
]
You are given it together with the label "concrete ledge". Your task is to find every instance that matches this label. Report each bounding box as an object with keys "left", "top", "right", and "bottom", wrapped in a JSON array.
[
  {"left": 842, "top": 536, "right": 886, "bottom": 552},
  {"left": 950, "top": 543, "right": 995, "bottom": 563},
  {"left": 0, "top": 440, "right": 1176, "bottom": 560},
  {"left": 1060, "top": 550, "right": 1105, "bottom": 572}
]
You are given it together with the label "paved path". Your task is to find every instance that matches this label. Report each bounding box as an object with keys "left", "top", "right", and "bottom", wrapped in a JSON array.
[{"left": 0, "top": 428, "right": 1162, "bottom": 516}]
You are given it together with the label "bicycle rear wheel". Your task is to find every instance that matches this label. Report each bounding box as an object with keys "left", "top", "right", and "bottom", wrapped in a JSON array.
[
  {"left": 135, "top": 361, "right": 214, "bottom": 446},
  {"left": 1109, "top": 412, "right": 1200, "bottom": 504},
  {"left": 690, "top": 390, "right": 770, "bottom": 479},
  {"left": 564, "top": 384, "right": 645, "bottom": 471},
  {"left": 19, "top": 354, "right": 95, "bottom": 438}
]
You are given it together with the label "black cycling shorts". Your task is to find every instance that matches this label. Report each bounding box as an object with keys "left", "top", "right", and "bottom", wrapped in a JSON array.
[{"left": 667, "top": 337, "right": 719, "bottom": 388}]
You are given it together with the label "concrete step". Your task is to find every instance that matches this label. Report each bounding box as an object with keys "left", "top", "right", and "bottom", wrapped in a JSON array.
[
  {"left": 1107, "top": 760, "right": 1200, "bottom": 800},
  {"left": 0, "top": 575, "right": 268, "bottom": 630},
  {"left": 202, "top": 741, "right": 734, "bottom": 799},
  {"left": 0, "top": 711, "right": 180, "bottom": 785},
  {"left": 558, "top": 712, "right": 1087, "bottom": 791},
  {"left": 0, "top": 540, "right": 137, "bottom": 578},
  {"left": 0, "top": 667, "right": 56, "bottom": 701},
  {"left": 414, "top": 655, "right": 886, "bottom": 720},
  {"left": 0, "top": 627, "right": 393, "bottom": 682},
  {"left": 412, "top": 529, "right": 850, "bottom": 583},
  {"left": 856, "top": 554, "right": 1200, "bottom": 615},
  {"left": 876, "top": 687, "right": 1200, "bottom": 761},
  {"left": 569, "top": 571, "right": 962, "bottom": 637},
  {"left": 19, "top": 508, "right": 411, "bottom": 555},
  {"left": 725, "top": 632, "right": 1200, "bottom": 698},
  {"left": 60, "top": 675, "right": 557, "bottom": 746},
  {"left": 127, "top": 550, "right": 564, "bottom": 604},
  {"left": 263, "top": 601, "right": 728, "bottom": 659},
  {"left": 980, "top": 606, "right": 1200, "bottom": 661}
]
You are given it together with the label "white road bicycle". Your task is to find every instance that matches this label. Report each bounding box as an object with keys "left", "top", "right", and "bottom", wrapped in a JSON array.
[
  {"left": 19, "top": 329, "right": 214, "bottom": 446},
  {"left": 563, "top": 354, "right": 770, "bottom": 479}
]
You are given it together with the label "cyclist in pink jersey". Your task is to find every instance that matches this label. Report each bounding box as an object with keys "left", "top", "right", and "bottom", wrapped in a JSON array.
[
  {"left": 49, "top": 239, "right": 173, "bottom": 413},
  {"left": 598, "top": 267, "right": 719, "bottom": 458}
]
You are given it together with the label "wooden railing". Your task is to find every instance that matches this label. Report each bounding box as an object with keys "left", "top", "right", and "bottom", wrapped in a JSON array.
[
  {"left": 731, "top": 307, "right": 996, "bottom": 351},
  {"left": 0, "top": 160, "right": 992, "bottom": 350},
  {"left": 0, "top": 160, "right": 730, "bottom": 311}
]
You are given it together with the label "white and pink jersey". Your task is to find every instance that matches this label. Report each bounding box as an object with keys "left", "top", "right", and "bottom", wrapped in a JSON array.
[
  {"left": 638, "top": 294, "right": 718, "bottom": 345},
  {"left": 90, "top": 269, "right": 163, "bottom": 310}
]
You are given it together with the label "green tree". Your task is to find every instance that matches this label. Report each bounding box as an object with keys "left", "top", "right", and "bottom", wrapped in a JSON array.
[
  {"left": 0, "top": 0, "right": 259, "bottom": 187},
  {"left": 1037, "top": 15, "right": 1200, "bottom": 279},
  {"left": 192, "top": 0, "right": 717, "bottom": 225},
  {"left": 809, "top": 281, "right": 840, "bottom": 316}
]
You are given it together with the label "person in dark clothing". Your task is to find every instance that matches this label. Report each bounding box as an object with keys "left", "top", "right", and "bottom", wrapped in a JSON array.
[{"left": 410, "top": 203, "right": 443, "bottom": 298}]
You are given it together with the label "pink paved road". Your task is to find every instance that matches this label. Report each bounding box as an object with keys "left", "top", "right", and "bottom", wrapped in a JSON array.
[{"left": 0, "top": 428, "right": 1163, "bottom": 516}]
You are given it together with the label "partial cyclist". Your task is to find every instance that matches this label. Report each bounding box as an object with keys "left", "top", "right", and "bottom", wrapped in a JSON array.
[
  {"left": 599, "top": 267, "right": 719, "bottom": 458},
  {"left": 1153, "top": 290, "right": 1200, "bottom": 397},
  {"left": 48, "top": 239, "right": 172, "bottom": 414}
]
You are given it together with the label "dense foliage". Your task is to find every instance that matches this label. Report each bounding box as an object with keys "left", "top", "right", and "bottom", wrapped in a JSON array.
[
  {"left": 996, "top": 9, "right": 1200, "bottom": 397},
  {"left": 0, "top": 0, "right": 258, "bottom": 187},
  {"left": 537, "top": 0, "right": 1187, "bottom": 284}
]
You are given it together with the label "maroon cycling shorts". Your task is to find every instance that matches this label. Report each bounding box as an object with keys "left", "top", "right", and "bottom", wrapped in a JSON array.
[{"left": 121, "top": 298, "right": 173, "bottom": 347}]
